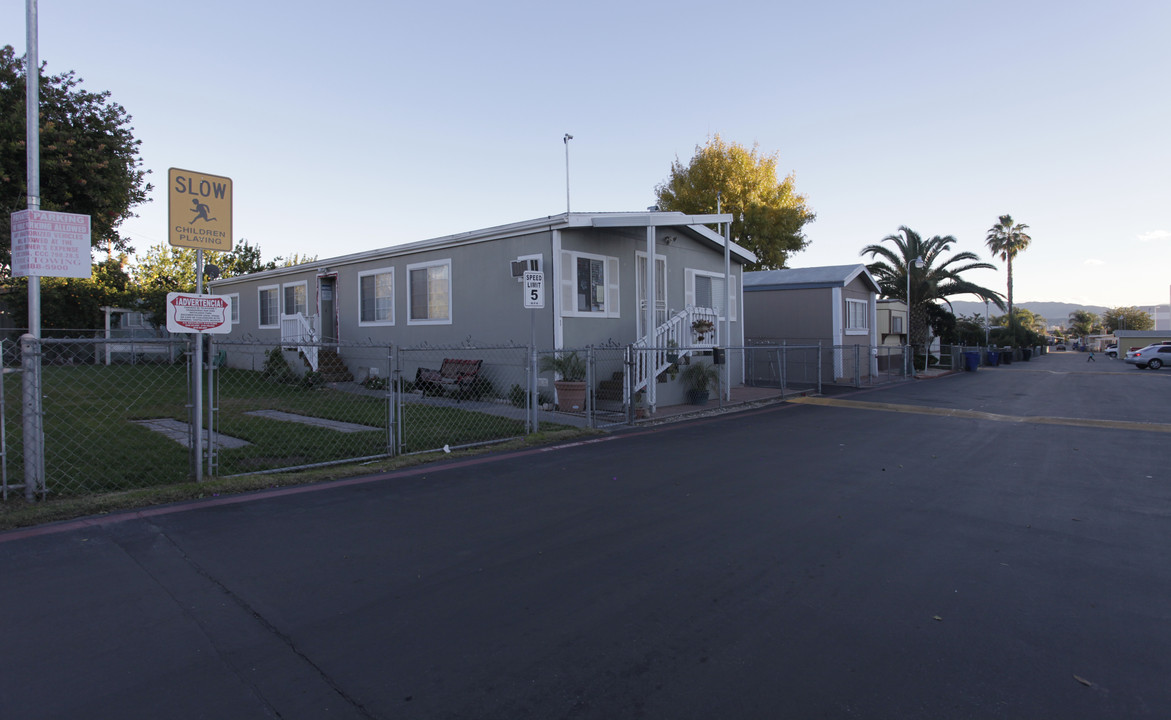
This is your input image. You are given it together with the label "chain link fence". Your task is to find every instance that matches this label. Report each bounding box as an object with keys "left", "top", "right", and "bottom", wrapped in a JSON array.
[
  {"left": 745, "top": 341, "right": 910, "bottom": 390},
  {"left": 2, "top": 335, "right": 926, "bottom": 502}
]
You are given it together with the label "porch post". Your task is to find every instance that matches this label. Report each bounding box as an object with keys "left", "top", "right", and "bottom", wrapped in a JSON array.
[
  {"left": 723, "top": 222, "right": 732, "bottom": 401},
  {"left": 646, "top": 224, "right": 656, "bottom": 410}
]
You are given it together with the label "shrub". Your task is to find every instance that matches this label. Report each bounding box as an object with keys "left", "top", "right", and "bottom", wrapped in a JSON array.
[{"left": 262, "top": 347, "right": 297, "bottom": 384}]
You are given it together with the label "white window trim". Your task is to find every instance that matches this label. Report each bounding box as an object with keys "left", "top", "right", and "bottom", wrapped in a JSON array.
[
  {"left": 845, "top": 298, "right": 869, "bottom": 335},
  {"left": 684, "top": 268, "right": 738, "bottom": 322},
  {"left": 358, "top": 266, "right": 396, "bottom": 327},
  {"left": 282, "top": 280, "right": 309, "bottom": 317},
  {"left": 407, "top": 258, "right": 453, "bottom": 326},
  {"left": 560, "top": 250, "right": 620, "bottom": 319},
  {"left": 225, "top": 293, "right": 240, "bottom": 325},
  {"left": 258, "top": 284, "right": 279, "bottom": 329}
]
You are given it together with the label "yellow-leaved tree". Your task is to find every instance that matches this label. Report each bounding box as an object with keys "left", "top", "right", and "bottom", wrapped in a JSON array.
[{"left": 654, "top": 135, "right": 815, "bottom": 270}]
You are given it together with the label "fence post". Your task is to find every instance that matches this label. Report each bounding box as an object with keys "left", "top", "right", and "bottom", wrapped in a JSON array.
[
  {"left": 854, "top": 344, "right": 861, "bottom": 387},
  {"left": 206, "top": 337, "right": 218, "bottom": 478},
  {"left": 625, "top": 346, "right": 634, "bottom": 425},
  {"left": 20, "top": 334, "right": 44, "bottom": 501},
  {"left": 586, "top": 346, "right": 596, "bottom": 429},
  {"left": 389, "top": 345, "right": 400, "bottom": 457},
  {"left": 817, "top": 343, "right": 823, "bottom": 395}
]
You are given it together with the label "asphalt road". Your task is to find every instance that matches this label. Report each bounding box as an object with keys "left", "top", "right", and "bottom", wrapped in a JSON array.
[{"left": 1, "top": 351, "right": 1168, "bottom": 719}]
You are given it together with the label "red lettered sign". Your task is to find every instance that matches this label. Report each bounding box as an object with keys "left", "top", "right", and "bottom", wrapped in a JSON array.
[{"left": 166, "top": 292, "right": 231, "bottom": 334}]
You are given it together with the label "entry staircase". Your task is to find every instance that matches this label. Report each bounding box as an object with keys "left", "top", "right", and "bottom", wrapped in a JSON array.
[{"left": 624, "top": 306, "right": 719, "bottom": 405}]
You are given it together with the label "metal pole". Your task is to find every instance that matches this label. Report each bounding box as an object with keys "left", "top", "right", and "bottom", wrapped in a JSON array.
[
  {"left": 193, "top": 249, "right": 204, "bottom": 482},
  {"left": 563, "top": 133, "right": 573, "bottom": 214},
  {"left": 22, "top": 1, "right": 44, "bottom": 501},
  {"left": 528, "top": 313, "right": 536, "bottom": 434},
  {"left": 25, "top": 0, "right": 41, "bottom": 338}
]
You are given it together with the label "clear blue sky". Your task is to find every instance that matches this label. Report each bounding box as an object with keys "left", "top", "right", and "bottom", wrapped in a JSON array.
[{"left": 7, "top": 0, "right": 1170, "bottom": 308}]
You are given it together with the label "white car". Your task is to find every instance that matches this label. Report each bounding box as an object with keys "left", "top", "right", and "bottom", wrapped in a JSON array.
[{"left": 1124, "top": 344, "right": 1171, "bottom": 370}]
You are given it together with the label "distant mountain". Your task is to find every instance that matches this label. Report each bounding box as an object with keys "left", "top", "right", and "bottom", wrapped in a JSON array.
[{"left": 946, "top": 301, "right": 1111, "bottom": 328}]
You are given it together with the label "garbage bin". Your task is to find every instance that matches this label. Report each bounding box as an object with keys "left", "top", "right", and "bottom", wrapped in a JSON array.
[
  {"left": 1000, "top": 349, "right": 1013, "bottom": 365},
  {"left": 1021, "top": 347, "right": 1032, "bottom": 362},
  {"left": 964, "top": 351, "right": 981, "bottom": 371},
  {"left": 986, "top": 349, "right": 1000, "bottom": 367}
]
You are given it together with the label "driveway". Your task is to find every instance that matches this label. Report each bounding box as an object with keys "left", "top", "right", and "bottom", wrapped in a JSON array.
[{"left": 1, "top": 350, "right": 1167, "bottom": 719}]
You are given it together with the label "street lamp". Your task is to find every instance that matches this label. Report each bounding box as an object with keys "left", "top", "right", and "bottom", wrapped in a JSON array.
[{"left": 906, "top": 256, "right": 924, "bottom": 375}]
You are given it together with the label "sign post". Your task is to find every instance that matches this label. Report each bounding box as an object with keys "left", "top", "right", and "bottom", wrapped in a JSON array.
[
  {"left": 169, "top": 168, "right": 233, "bottom": 483},
  {"left": 523, "top": 271, "right": 544, "bottom": 432}
]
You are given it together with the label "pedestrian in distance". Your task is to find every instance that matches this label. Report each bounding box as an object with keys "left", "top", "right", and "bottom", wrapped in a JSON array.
[{"left": 1087, "top": 350, "right": 1095, "bottom": 362}]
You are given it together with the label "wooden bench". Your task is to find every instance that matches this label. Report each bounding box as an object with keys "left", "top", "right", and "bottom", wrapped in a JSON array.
[{"left": 415, "top": 358, "right": 483, "bottom": 399}]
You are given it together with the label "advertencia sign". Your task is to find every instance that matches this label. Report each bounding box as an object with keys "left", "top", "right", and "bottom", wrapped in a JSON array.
[{"left": 166, "top": 292, "right": 232, "bottom": 334}]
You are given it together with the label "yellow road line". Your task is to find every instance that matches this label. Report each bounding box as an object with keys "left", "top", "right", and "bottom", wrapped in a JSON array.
[{"left": 786, "top": 396, "right": 1171, "bottom": 433}]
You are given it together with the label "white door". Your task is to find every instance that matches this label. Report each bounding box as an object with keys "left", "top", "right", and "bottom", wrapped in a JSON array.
[{"left": 636, "top": 254, "right": 667, "bottom": 338}]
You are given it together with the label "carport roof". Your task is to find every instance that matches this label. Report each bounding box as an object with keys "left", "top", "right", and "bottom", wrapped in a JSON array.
[{"left": 744, "top": 264, "right": 880, "bottom": 293}]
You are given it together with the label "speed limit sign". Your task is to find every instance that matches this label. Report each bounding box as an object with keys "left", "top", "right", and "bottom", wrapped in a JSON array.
[{"left": 523, "top": 271, "right": 544, "bottom": 309}]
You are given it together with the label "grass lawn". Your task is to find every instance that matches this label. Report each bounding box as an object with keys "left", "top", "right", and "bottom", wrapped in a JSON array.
[{"left": 3, "top": 364, "right": 565, "bottom": 498}]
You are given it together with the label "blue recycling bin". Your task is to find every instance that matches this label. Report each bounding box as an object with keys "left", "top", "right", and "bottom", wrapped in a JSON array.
[
  {"left": 986, "top": 349, "right": 999, "bottom": 366},
  {"left": 964, "top": 351, "right": 981, "bottom": 371}
]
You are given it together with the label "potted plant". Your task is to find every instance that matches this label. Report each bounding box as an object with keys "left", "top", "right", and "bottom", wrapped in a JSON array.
[
  {"left": 692, "top": 318, "right": 715, "bottom": 342},
  {"left": 665, "top": 339, "right": 680, "bottom": 364},
  {"left": 680, "top": 360, "right": 718, "bottom": 405},
  {"left": 633, "top": 390, "right": 649, "bottom": 419},
  {"left": 540, "top": 351, "right": 588, "bottom": 412}
]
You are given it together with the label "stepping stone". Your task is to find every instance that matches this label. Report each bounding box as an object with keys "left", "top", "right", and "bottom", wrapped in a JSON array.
[
  {"left": 244, "top": 410, "right": 380, "bottom": 433},
  {"left": 132, "top": 418, "right": 251, "bottom": 449}
]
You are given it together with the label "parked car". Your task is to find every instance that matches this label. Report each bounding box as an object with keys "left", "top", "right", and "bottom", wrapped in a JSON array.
[
  {"left": 1105, "top": 344, "right": 1118, "bottom": 358},
  {"left": 1124, "top": 344, "right": 1171, "bottom": 369}
]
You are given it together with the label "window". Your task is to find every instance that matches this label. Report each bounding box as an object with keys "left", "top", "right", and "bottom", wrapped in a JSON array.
[
  {"left": 225, "top": 293, "right": 240, "bottom": 324},
  {"left": 559, "top": 251, "right": 620, "bottom": 318},
  {"left": 891, "top": 315, "right": 904, "bottom": 334},
  {"left": 408, "top": 259, "right": 451, "bottom": 324},
  {"left": 685, "top": 269, "right": 737, "bottom": 321},
  {"left": 283, "top": 281, "right": 308, "bottom": 317},
  {"left": 359, "top": 267, "right": 395, "bottom": 326},
  {"left": 258, "top": 285, "right": 279, "bottom": 328},
  {"left": 846, "top": 299, "right": 868, "bottom": 333}
]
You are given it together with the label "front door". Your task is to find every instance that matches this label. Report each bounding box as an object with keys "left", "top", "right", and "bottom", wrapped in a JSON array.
[
  {"left": 318, "top": 275, "right": 337, "bottom": 343},
  {"left": 636, "top": 254, "right": 667, "bottom": 338}
]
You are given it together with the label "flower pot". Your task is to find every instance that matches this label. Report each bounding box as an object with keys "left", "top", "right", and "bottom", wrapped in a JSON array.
[
  {"left": 686, "top": 389, "right": 709, "bottom": 405},
  {"left": 553, "top": 380, "right": 587, "bottom": 413}
]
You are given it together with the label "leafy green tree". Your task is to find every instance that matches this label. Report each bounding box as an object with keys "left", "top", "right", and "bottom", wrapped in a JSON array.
[
  {"left": 948, "top": 313, "right": 989, "bottom": 346},
  {"left": 1067, "top": 309, "right": 1097, "bottom": 339},
  {"left": 1, "top": 257, "right": 134, "bottom": 330},
  {"left": 131, "top": 240, "right": 312, "bottom": 325},
  {"left": 0, "top": 45, "right": 152, "bottom": 274},
  {"left": 1102, "top": 306, "right": 1154, "bottom": 333},
  {"left": 861, "top": 227, "right": 1004, "bottom": 350},
  {"left": 984, "top": 214, "right": 1032, "bottom": 323},
  {"left": 654, "top": 135, "right": 815, "bottom": 270}
]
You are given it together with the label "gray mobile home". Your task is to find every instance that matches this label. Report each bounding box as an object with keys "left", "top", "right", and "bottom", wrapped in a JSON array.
[
  {"left": 209, "top": 211, "right": 754, "bottom": 408},
  {"left": 743, "top": 264, "right": 880, "bottom": 381}
]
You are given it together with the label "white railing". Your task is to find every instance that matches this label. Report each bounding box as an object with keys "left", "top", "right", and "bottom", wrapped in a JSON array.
[
  {"left": 280, "top": 313, "right": 319, "bottom": 371},
  {"left": 627, "top": 306, "right": 719, "bottom": 403}
]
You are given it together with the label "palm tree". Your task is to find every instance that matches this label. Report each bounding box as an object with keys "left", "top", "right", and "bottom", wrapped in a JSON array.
[
  {"left": 984, "top": 215, "right": 1032, "bottom": 322},
  {"left": 862, "top": 227, "right": 1004, "bottom": 351}
]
